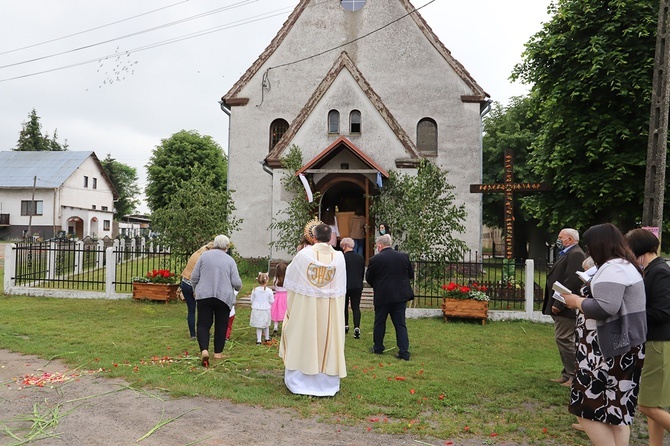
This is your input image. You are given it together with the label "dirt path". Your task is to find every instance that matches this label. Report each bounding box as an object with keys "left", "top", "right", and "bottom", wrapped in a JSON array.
[{"left": 0, "top": 349, "right": 457, "bottom": 446}]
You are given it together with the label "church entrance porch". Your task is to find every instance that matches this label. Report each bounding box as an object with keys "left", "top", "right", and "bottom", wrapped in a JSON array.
[{"left": 315, "top": 174, "right": 375, "bottom": 261}]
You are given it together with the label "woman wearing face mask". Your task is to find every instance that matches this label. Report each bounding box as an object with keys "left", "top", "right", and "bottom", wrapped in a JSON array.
[
  {"left": 377, "top": 223, "right": 397, "bottom": 250},
  {"left": 378, "top": 223, "right": 390, "bottom": 237}
]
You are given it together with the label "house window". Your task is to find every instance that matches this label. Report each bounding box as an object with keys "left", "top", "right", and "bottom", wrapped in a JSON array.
[
  {"left": 83, "top": 176, "right": 89, "bottom": 188},
  {"left": 269, "top": 118, "right": 289, "bottom": 151},
  {"left": 328, "top": 110, "right": 340, "bottom": 134},
  {"left": 350, "top": 110, "right": 361, "bottom": 134},
  {"left": 92, "top": 205, "right": 96, "bottom": 210},
  {"left": 417, "top": 118, "right": 438, "bottom": 154},
  {"left": 103, "top": 220, "right": 111, "bottom": 231},
  {"left": 341, "top": 0, "right": 366, "bottom": 11},
  {"left": 102, "top": 206, "right": 108, "bottom": 211},
  {"left": 21, "top": 200, "right": 43, "bottom": 216},
  {"left": 92, "top": 178, "right": 97, "bottom": 189}
]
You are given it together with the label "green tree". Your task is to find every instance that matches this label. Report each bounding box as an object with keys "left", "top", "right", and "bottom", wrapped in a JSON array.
[
  {"left": 150, "top": 168, "right": 240, "bottom": 254},
  {"left": 512, "top": 0, "right": 657, "bottom": 233},
  {"left": 100, "top": 154, "right": 140, "bottom": 219},
  {"left": 145, "top": 130, "right": 227, "bottom": 212},
  {"left": 269, "top": 145, "right": 320, "bottom": 252},
  {"left": 370, "top": 159, "right": 467, "bottom": 261},
  {"left": 14, "top": 109, "right": 68, "bottom": 151}
]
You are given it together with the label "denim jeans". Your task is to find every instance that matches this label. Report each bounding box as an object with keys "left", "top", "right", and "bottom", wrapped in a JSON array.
[{"left": 180, "top": 280, "right": 196, "bottom": 338}]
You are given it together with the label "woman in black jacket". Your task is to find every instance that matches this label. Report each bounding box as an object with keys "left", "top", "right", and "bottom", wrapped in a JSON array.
[{"left": 626, "top": 228, "right": 670, "bottom": 446}]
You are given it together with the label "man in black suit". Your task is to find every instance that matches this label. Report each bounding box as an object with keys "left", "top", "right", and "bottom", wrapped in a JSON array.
[
  {"left": 341, "top": 237, "right": 365, "bottom": 339},
  {"left": 365, "top": 234, "right": 414, "bottom": 360},
  {"left": 542, "top": 228, "right": 585, "bottom": 387}
]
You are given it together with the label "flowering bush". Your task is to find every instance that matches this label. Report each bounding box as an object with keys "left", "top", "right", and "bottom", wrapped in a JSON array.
[
  {"left": 441, "top": 282, "right": 490, "bottom": 301},
  {"left": 133, "top": 269, "right": 177, "bottom": 284}
]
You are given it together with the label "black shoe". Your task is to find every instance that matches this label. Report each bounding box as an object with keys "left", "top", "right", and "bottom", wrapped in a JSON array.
[
  {"left": 345, "top": 325, "right": 349, "bottom": 334},
  {"left": 272, "top": 329, "right": 278, "bottom": 336},
  {"left": 369, "top": 347, "right": 383, "bottom": 355},
  {"left": 394, "top": 353, "right": 410, "bottom": 361},
  {"left": 354, "top": 327, "right": 361, "bottom": 339}
]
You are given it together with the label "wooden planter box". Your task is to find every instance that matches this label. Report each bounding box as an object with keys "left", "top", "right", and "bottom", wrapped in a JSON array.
[
  {"left": 132, "top": 283, "right": 179, "bottom": 303},
  {"left": 441, "top": 298, "right": 488, "bottom": 325}
]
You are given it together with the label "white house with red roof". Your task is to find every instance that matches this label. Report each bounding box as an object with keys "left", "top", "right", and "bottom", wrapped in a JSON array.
[{"left": 221, "top": 0, "right": 489, "bottom": 260}]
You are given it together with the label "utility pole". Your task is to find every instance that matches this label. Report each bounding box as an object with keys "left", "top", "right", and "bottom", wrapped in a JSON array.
[{"left": 642, "top": 0, "right": 670, "bottom": 245}]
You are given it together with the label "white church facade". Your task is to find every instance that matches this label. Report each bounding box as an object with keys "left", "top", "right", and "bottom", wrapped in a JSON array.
[{"left": 221, "top": 0, "right": 489, "bottom": 261}]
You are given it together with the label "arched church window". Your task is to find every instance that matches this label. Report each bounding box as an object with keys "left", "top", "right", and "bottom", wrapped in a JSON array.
[
  {"left": 269, "top": 118, "right": 289, "bottom": 151},
  {"left": 350, "top": 110, "right": 361, "bottom": 134},
  {"left": 328, "top": 110, "right": 340, "bottom": 134},
  {"left": 417, "top": 118, "right": 438, "bottom": 154}
]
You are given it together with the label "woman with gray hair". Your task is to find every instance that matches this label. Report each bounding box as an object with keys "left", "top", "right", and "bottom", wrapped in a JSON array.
[{"left": 191, "top": 234, "right": 242, "bottom": 367}]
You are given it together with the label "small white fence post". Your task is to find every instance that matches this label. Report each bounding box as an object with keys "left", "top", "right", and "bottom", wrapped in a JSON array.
[
  {"left": 524, "top": 259, "right": 535, "bottom": 316},
  {"left": 97, "top": 240, "right": 105, "bottom": 268},
  {"left": 4, "top": 244, "right": 16, "bottom": 291},
  {"left": 114, "top": 239, "right": 122, "bottom": 264},
  {"left": 75, "top": 240, "right": 84, "bottom": 275},
  {"left": 105, "top": 247, "right": 116, "bottom": 298},
  {"left": 130, "top": 238, "right": 136, "bottom": 260},
  {"left": 47, "top": 241, "right": 57, "bottom": 280}
]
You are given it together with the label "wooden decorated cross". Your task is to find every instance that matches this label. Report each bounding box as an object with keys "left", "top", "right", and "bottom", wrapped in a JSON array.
[{"left": 470, "top": 150, "right": 550, "bottom": 259}]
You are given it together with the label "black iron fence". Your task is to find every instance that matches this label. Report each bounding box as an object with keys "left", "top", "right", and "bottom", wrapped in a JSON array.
[
  {"left": 12, "top": 239, "right": 188, "bottom": 293},
  {"left": 14, "top": 239, "right": 109, "bottom": 291},
  {"left": 10, "top": 242, "right": 550, "bottom": 310},
  {"left": 410, "top": 253, "right": 550, "bottom": 310}
]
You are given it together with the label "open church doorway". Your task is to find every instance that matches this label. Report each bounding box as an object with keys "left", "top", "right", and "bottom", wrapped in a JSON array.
[{"left": 315, "top": 175, "right": 375, "bottom": 261}]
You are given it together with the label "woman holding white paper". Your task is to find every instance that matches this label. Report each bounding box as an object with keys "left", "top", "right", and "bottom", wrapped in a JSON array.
[{"left": 562, "top": 223, "right": 646, "bottom": 446}]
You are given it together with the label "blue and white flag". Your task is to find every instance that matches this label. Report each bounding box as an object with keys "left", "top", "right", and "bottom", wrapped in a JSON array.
[{"left": 376, "top": 171, "right": 383, "bottom": 188}]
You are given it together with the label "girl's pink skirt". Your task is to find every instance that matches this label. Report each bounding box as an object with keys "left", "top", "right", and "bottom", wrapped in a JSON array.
[{"left": 271, "top": 290, "right": 287, "bottom": 322}]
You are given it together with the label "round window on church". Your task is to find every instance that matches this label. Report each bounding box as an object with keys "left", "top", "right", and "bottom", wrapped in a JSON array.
[{"left": 341, "top": 0, "right": 366, "bottom": 12}]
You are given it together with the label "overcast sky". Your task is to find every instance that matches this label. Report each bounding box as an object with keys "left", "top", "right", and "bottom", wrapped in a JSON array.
[{"left": 0, "top": 0, "right": 553, "bottom": 213}]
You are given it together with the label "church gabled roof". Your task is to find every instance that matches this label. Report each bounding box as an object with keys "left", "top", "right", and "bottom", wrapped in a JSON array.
[
  {"left": 265, "top": 51, "right": 422, "bottom": 167},
  {"left": 296, "top": 136, "right": 389, "bottom": 178},
  {"left": 222, "top": 0, "right": 488, "bottom": 105}
]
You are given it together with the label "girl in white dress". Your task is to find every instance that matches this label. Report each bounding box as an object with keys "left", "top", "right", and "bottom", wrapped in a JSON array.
[{"left": 249, "top": 272, "right": 274, "bottom": 345}]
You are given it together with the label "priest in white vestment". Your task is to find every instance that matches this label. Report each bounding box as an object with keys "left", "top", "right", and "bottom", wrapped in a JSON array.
[{"left": 279, "top": 222, "right": 347, "bottom": 396}]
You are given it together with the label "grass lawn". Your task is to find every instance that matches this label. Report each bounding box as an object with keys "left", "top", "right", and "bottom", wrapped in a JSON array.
[{"left": 0, "top": 294, "right": 654, "bottom": 445}]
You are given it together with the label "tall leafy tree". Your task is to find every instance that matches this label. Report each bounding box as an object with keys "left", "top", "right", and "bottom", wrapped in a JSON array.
[
  {"left": 150, "top": 168, "right": 241, "bottom": 254},
  {"left": 371, "top": 159, "right": 467, "bottom": 261},
  {"left": 145, "top": 130, "right": 227, "bottom": 212},
  {"left": 512, "top": 0, "right": 657, "bottom": 234},
  {"left": 100, "top": 154, "right": 140, "bottom": 219},
  {"left": 15, "top": 109, "right": 68, "bottom": 151}
]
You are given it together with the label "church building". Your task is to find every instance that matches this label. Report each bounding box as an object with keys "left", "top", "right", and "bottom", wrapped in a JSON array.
[{"left": 221, "top": 0, "right": 489, "bottom": 261}]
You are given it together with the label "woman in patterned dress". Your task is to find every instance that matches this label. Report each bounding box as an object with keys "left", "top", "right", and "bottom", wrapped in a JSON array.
[{"left": 562, "top": 223, "right": 647, "bottom": 446}]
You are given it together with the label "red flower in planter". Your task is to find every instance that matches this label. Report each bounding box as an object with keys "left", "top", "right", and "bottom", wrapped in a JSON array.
[
  {"left": 134, "top": 269, "right": 177, "bottom": 284},
  {"left": 441, "top": 282, "right": 490, "bottom": 301}
]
